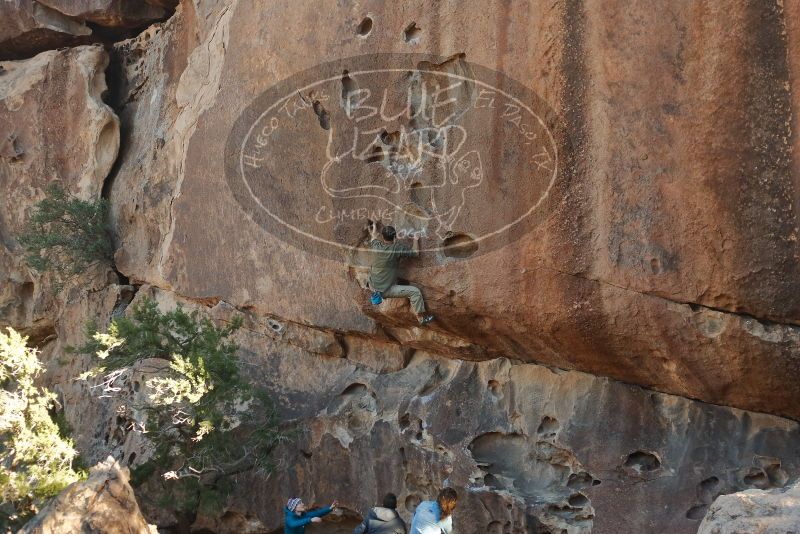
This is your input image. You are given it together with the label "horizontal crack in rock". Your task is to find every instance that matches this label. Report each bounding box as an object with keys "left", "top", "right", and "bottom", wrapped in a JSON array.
[{"left": 543, "top": 264, "right": 800, "bottom": 330}]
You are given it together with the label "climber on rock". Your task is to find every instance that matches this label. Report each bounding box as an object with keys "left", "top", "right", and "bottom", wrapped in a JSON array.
[
  {"left": 409, "top": 488, "right": 458, "bottom": 534},
  {"left": 284, "top": 497, "right": 338, "bottom": 533},
  {"left": 352, "top": 492, "right": 407, "bottom": 534},
  {"left": 367, "top": 220, "right": 434, "bottom": 326}
]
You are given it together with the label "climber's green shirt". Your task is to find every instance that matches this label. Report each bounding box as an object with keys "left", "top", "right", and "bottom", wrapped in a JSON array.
[{"left": 368, "top": 239, "right": 418, "bottom": 292}]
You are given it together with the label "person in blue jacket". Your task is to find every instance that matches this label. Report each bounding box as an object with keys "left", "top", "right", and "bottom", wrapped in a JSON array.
[
  {"left": 409, "top": 488, "right": 458, "bottom": 534},
  {"left": 284, "top": 497, "right": 338, "bottom": 533}
]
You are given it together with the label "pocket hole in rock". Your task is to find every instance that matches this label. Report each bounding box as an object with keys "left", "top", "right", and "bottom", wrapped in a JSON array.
[
  {"left": 403, "top": 22, "right": 422, "bottom": 42},
  {"left": 568, "top": 493, "right": 589, "bottom": 507},
  {"left": 342, "top": 71, "right": 357, "bottom": 96},
  {"left": 340, "top": 383, "right": 368, "bottom": 397},
  {"left": 624, "top": 450, "right": 661, "bottom": 472},
  {"left": 267, "top": 319, "right": 284, "bottom": 333},
  {"left": 442, "top": 233, "right": 478, "bottom": 258},
  {"left": 357, "top": 17, "right": 373, "bottom": 36},
  {"left": 567, "top": 471, "right": 600, "bottom": 489},
  {"left": 312, "top": 100, "right": 330, "bottom": 130},
  {"left": 341, "top": 70, "right": 359, "bottom": 115},
  {"left": 537, "top": 416, "right": 560, "bottom": 436}
]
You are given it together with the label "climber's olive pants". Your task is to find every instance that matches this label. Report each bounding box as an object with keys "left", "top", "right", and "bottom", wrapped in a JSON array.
[{"left": 383, "top": 284, "right": 426, "bottom": 314}]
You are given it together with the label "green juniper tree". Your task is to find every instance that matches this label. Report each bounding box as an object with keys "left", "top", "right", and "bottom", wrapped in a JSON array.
[
  {"left": 19, "top": 183, "right": 113, "bottom": 290},
  {"left": 78, "top": 298, "right": 287, "bottom": 521},
  {"left": 0, "top": 328, "right": 84, "bottom": 531}
]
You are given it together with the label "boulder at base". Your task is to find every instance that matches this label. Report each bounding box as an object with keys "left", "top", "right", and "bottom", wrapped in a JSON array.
[
  {"left": 19, "top": 456, "right": 156, "bottom": 534},
  {"left": 699, "top": 481, "right": 800, "bottom": 534}
]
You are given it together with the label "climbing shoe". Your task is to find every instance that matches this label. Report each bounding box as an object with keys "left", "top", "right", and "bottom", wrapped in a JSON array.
[
  {"left": 419, "top": 314, "right": 434, "bottom": 325},
  {"left": 370, "top": 291, "right": 383, "bottom": 305}
]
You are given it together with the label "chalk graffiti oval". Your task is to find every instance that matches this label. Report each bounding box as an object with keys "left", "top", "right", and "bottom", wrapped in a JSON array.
[{"left": 224, "top": 53, "right": 563, "bottom": 264}]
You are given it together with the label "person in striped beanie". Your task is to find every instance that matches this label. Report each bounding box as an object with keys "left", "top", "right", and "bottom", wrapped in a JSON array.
[{"left": 284, "top": 496, "right": 338, "bottom": 533}]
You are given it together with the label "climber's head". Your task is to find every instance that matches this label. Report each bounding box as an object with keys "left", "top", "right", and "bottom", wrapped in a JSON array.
[
  {"left": 287, "top": 497, "right": 306, "bottom": 514},
  {"left": 381, "top": 225, "right": 396, "bottom": 242},
  {"left": 437, "top": 487, "right": 458, "bottom": 519}
]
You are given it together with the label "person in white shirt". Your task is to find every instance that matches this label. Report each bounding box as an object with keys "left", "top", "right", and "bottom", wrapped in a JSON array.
[{"left": 409, "top": 488, "right": 458, "bottom": 534}]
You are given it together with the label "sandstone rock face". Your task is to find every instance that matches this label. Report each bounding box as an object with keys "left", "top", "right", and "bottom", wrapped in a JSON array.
[
  {"left": 0, "top": 45, "right": 119, "bottom": 341},
  {"left": 109, "top": 288, "right": 798, "bottom": 534},
  {"left": 106, "top": 0, "right": 800, "bottom": 419},
  {"left": 698, "top": 482, "right": 800, "bottom": 534},
  {"left": 37, "top": 1, "right": 170, "bottom": 29},
  {"left": 239, "top": 331, "right": 800, "bottom": 534},
  {"left": 0, "top": 43, "right": 135, "bottom": 480},
  {"left": 0, "top": 0, "right": 174, "bottom": 60},
  {"left": 0, "top": 0, "right": 91, "bottom": 61},
  {"left": 19, "top": 456, "right": 157, "bottom": 534},
  {"left": 1, "top": 1, "right": 800, "bottom": 534}
]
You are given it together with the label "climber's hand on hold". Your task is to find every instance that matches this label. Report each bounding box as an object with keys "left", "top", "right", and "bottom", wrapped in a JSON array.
[
  {"left": 311, "top": 517, "right": 322, "bottom": 523},
  {"left": 367, "top": 220, "right": 380, "bottom": 241}
]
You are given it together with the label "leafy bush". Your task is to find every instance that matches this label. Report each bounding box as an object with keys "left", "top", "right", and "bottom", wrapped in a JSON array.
[
  {"left": 0, "top": 328, "right": 84, "bottom": 531},
  {"left": 78, "top": 298, "right": 286, "bottom": 517},
  {"left": 18, "top": 183, "right": 113, "bottom": 287}
]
